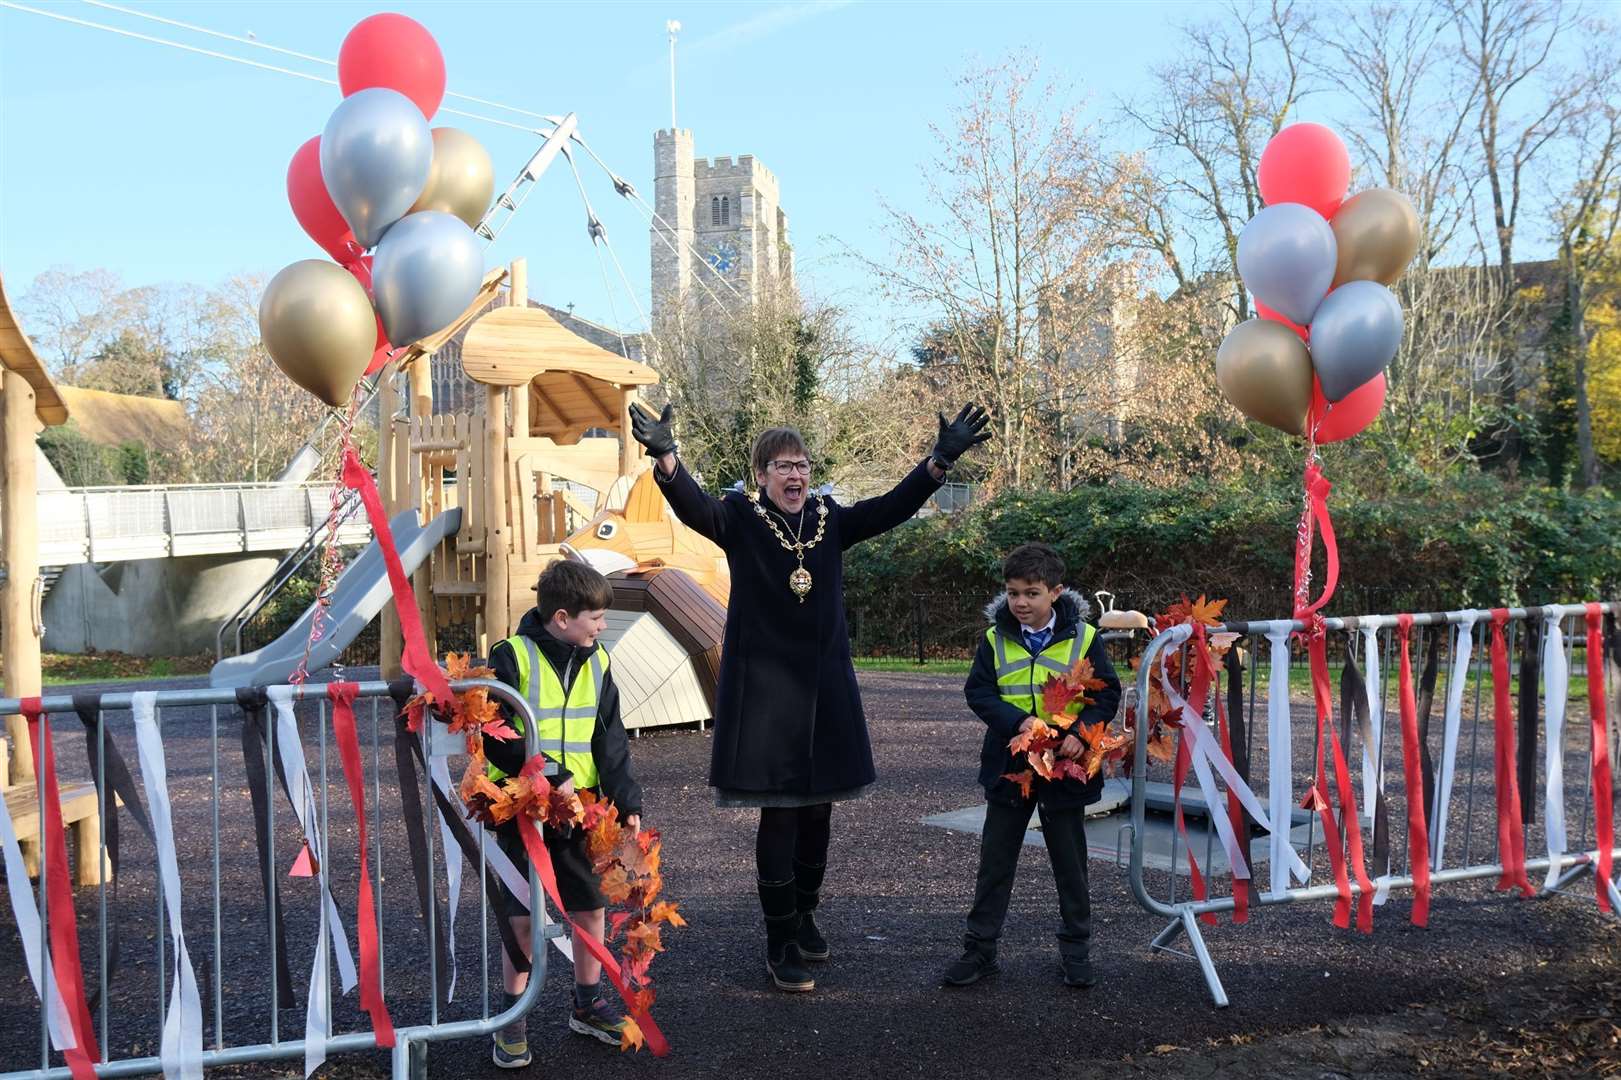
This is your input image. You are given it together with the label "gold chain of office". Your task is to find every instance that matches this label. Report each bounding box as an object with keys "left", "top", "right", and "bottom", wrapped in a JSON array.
[{"left": 749, "top": 492, "right": 829, "bottom": 603}]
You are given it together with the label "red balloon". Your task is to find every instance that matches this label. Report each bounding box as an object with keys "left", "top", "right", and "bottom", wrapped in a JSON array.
[
  {"left": 338, "top": 14, "right": 446, "bottom": 120},
  {"left": 365, "top": 337, "right": 392, "bottom": 376},
  {"left": 1258, "top": 122, "right": 1350, "bottom": 220},
  {"left": 1307, "top": 371, "right": 1385, "bottom": 443},
  {"left": 1255, "top": 298, "right": 1309, "bottom": 341},
  {"left": 287, "top": 137, "right": 361, "bottom": 263}
]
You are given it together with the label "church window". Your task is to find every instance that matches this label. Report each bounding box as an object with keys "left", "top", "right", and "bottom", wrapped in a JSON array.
[
  {"left": 721, "top": 196, "right": 731, "bottom": 225},
  {"left": 710, "top": 196, "right": 721, "bottom": 225}
]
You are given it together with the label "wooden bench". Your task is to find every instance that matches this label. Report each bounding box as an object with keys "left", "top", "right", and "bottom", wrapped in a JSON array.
[{"left": 5, "top": 781, "right": 115, "bottom": 886}]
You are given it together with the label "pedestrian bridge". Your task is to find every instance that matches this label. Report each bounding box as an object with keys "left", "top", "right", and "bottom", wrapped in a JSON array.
[{"left": 32, "top": 482, "right": 372, "bottom": 566}]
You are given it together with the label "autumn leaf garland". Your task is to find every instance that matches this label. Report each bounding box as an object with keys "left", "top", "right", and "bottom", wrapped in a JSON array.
[
  {"left": 411, "top": 651, "right": 684, "bottom": 1053},
  {"left": 999, "top": 595, "right": 1236, "bottom": 796}
]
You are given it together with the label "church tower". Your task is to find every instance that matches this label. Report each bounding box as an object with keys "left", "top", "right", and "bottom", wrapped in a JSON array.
[{"left": 650, "top": 129, "right": 794, "bottom": 323}]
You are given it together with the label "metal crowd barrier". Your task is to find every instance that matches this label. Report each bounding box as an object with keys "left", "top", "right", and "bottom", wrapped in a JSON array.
[
  {"left": 1126, "top": 601, "right": 1621, "bottom": 1008},
  {"left": 0, "top": 679, "right": 554, "bottom": 1079}
]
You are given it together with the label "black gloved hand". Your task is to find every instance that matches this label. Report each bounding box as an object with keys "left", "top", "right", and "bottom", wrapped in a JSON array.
[
  {"left": 628, "top": 401, "right": 678, "bottom": 457},
  {"left": 931, "top": 403, "right": 992, "bottom": 468}
]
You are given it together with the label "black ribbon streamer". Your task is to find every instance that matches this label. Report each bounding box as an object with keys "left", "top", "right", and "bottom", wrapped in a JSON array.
[
  {"left": 1339, "top": 655, "right": 1390, "bottom": 885},
  {"left": 387, "top": 679, "right": 529, "bottom": 978},
  {"left": 1517, "top": 619, "right": 1540, "bottom": 827},
  {"left": 1415, "top": 628, "right": 1441, "bottom": 833},
  {"left": 70, "top": 694, "right": 154, "bottom": 1014},
  {"left": 236, "top": 688, "right": 295, "bottom": 1009},
  {"left": 1224, "top": 647, "right": 1258, "bottom": 908}
]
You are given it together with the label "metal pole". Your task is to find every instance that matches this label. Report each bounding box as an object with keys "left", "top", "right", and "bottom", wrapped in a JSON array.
[{"left": 666, "top": 20, "right": 680, "bottom": 130}]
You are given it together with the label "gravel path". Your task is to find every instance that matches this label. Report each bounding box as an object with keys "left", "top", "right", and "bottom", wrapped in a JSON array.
[{"left": 2, "top": 669, "right": 1616, "bottom": 1079}]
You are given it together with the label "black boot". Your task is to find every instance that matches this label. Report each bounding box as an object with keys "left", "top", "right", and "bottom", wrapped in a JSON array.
[
  {"left": 794, "top": 859, "right": 829, "bottom": 961},
  {"left": 759, "top": 877, "right": 815, "bottom": 992}
]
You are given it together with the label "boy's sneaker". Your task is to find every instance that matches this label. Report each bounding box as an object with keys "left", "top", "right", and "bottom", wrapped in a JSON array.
[
  {"left": 1061, "top": 957, "right": 1096, "bottom": 988},
  {"left": 941, "top": 948, "right": 999, "bottom": 987},
  {"left": 491, "top": 1027, "right": 530, "bottom": 1069},
  {"left": 797, "top": 912, "right": 830, "bottom": 962},
  {"left": 569, "top": 996, "right": 627, "bottom": 1046}
]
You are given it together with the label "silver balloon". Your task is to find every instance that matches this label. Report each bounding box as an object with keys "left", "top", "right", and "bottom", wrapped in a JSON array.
[
  {"left": 371, "top": 210, "right": 484, "bottom": 345},
  {"left": 1308, "top": 280, "right": 1404, "bottom": 402},
  {"left": 1237, "top": 203, "right": 1338, "bottom": 326},
  {"left": 319, "top": 87, "right": 433, "bottom": 249}
]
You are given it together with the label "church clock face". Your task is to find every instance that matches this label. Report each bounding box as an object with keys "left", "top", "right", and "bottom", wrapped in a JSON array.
[{"left": 706, "top": 239, "right": 739, "bottom": 274}]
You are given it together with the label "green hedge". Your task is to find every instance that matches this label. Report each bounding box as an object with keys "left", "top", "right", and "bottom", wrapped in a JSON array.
[{"left": 843, "top": 475, "right": 1621, "bottom": 657}]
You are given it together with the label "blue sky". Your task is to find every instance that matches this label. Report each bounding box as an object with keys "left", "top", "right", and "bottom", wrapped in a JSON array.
[
  {"left": 0, "top": 1, "right": 1568, "bottom": 351},
  {"left": 0, "top": 1, "right": 1206, "bottom": 341}
]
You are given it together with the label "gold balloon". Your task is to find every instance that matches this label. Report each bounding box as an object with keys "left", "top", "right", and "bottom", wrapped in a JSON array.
[
  {"left": 1330, "top": 188, "right": 1420, "bottom": 288},
  {"left": 408, "top": 127, "right": 495, "bottom": 230},
  {"left": 258, "top": 260, "right": 377, "bottom": 407},
  {"left": 1216, "top": 319, "right": 1314, "bottom": 435}
]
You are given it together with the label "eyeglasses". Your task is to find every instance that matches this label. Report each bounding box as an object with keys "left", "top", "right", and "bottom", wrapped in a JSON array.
[{"left": 766, "top": 459, "right": 813, "bottom": 476}]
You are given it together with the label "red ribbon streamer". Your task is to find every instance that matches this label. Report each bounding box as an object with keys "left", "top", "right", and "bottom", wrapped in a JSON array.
[
  {"left": 513, "top": 778, "right": 670, "bottom": 1056},
  {"left": 328, "top": 683, "right": 395, "bottom": 1046},
  {"left": 1212, "top": 678, "right": 1249, "bottom": 924},
  {"left": 1292, "top": 461, "right": 1340, "bottom": 620},
  {"left": 1488, "top": 611, "right": 1533, "bottom": 897},
  {"left": 1302, "top": 633, "right": 1372, "bottom": 931},
  {"left": 1585, "top": 604, "right": 1615, "bottom": 913},
  {"left": 1395, "top": 617, "right": 1431, "bottom": 926},
  {"left": 1170, "top": 729, "right": 1213, "bottom": 925},
  {"left": 340, "top": 447, "right": 453, "bottom": 706},
  {"left": 21, "top": 701, "right": 100, "bottom": 1079}
]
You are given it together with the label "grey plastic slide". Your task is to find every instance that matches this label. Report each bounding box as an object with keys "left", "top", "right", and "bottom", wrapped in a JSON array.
[{"left": 210, "top": 507, "right": 463, "bottom": 689}]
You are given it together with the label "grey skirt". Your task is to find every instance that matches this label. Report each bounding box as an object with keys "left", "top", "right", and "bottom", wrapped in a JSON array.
[{"left": 713, "top": 784, "right": 873, "bottom": 809}]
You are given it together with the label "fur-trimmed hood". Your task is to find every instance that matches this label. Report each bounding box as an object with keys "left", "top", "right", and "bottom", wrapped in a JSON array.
[{"left": 983, "top": 590, "right": 1091, "bottom": 637}]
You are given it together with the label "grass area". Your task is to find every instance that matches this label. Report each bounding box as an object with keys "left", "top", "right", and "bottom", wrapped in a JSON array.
[
  {"left": 35, "top": 651, "right": 214, "bottom": 687},
  {"left": 853, "top": 656, "right": 974, "bottom": 675}
]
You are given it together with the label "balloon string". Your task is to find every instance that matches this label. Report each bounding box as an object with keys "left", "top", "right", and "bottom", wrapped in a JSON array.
[{"left": 292, "top": 386, "right": 363, "bottom": 686}]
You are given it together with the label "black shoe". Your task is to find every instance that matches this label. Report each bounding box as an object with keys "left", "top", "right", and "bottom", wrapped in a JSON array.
[
  {"left": 768, "top": 941, "right": 816, "bottom": 992},
  {"left": 797, "top": 911, "right": 829, "bottom": 962},
  {"left": 941, "top": 949, "right": 999, "bottom": 987},
  {"left": 1061, "top": 957, "right": 1096, "bottom": 988}
]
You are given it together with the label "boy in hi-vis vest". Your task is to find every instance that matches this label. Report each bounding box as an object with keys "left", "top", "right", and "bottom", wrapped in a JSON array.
[
  {"left": 485, "top": 560, "right": 643, "bottom": 1068},
  {"left": 942, "top": 542, "right": 1121, "bottom": 990}
]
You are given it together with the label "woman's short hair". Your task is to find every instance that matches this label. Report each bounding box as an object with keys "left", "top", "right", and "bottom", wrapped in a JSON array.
[{"left": 751, "top": 426, "right": 809, "bottom": 477}]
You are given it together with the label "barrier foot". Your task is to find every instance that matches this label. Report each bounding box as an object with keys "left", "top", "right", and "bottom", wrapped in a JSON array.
[
  {"left": 1181, "top": 909, "right": 1229, "bottom": 1008},
  {"left": 1149, "top": 917, "right": 1186, "bottom": 953}
]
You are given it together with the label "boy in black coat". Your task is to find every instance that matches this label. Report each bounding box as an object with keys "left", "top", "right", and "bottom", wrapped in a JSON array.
[
  {"left": 484, "top": 560, "right": 643, "bottom": 1067},
  {"left": 943, "top": 542, "right": 1121, "bottom": 989}
]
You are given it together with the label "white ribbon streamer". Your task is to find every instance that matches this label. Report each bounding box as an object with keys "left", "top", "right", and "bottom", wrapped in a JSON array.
[
  {"left": 265, "top": 687, "right": 357, "bottom": 1077},
  {"left": 1264, "top": 622, "right": 1297, "bottom": 896},
  {"left": 1430, "top": 610, "right": 1481, "bottom": 870},
  {"left": 1159, "top": 662, "right": 1248, "bottom": 881},
  {"left": 0, "top": 764, "right": 76, "bottom": 1052},
  {"left": 1361, "top": 626, "right": 1393, "bottom": 905},
  {"left": 132, "top": 693, "right": 203, "bottom": 1080},
  {"left": 1158, "top": 626, "right": 1310, "bottom": 892},
  {"left": 1542, "top": 614, "right": 1570, "bottom": 891},
  {"left": 426, "top": 734, "right": 463, "bottom": 1000}
]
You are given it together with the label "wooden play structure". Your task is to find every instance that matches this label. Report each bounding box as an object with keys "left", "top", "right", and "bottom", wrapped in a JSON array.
[
  {"left": 379, "top": 257, "right": 728, "bottom": 730},
  {"left": 0, "top": 271, "right": 115, "bottom": 884}
]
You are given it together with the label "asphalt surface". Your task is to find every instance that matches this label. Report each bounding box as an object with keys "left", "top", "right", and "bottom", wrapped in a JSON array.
[{"left": 1, "top": 668, "right": 1616, "bottom": 1079}]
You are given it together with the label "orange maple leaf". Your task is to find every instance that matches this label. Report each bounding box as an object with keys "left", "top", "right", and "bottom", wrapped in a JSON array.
[
  {"left": 1041, "top": 677, "right": 1081, "bottom": 718},
  {"left": 1009, "top": 720, "right": 1056, "bottom": 756},
  {"left": 625, "top": 921, "right": 665, "bottom": 956},
  {"left": 648, "top": 901, "right": 687, "bottom": 928},
  {"left": 1147, "top": 726, "right": 1177, "bottom": 764},
  {"left": 587, "top": 817, "right": 624, "bottom": 868},
  {"left": 619, "top": 1015, "right": 646, "bottom": 1053},
  {"left": 1029, "top": 749, "right": 1059, "bottom": 781},
  {"left": 1002, "top": 769, "right": 1036, "bottom": 800},
  {"left": 444, "top": 652, "right": 494, "bottom": 681},
  {"left": 1065, "top": 657, "right": 1107, "bottom": 693},
  {"left": 1075, "top": 719, "right": 1107, "bottom": 747},
  {"left": 599, "top": 865, "right": 633, "bottom": 904}
]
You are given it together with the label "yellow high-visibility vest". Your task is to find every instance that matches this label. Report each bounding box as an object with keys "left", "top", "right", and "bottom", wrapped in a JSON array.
[
  {"left": 489, "top": 636, "right": 608, "bottom": 787},
  {"left": 986, "top": 623, "right": 1097, "bottom": 715}
]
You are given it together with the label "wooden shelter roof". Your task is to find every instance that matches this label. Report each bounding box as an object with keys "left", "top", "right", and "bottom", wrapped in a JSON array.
[
  {"left": 0, "top": 272, "right": 68, "bottom": 426},
  {"left": 55, "top": 386, "right": 187, "bottom": 448}
]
